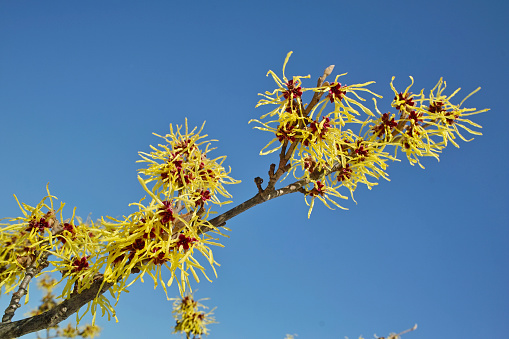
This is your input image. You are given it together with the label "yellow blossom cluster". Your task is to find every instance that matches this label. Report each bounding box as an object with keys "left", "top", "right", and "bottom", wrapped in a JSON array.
[
  {"left": 99, "top": 120, "right": 239, "bottom": 300},
  {"left": 0, "top": 120, "right": 239, "bottom": 325},
  {"left": 251, "top": 52, "right": 487, "bottom": 216},
  {"left": 171, "top": 294, "right": 216, "bottom": 338},
  {"left": 369, "top": 76, "right": 487, "bottom": 167},
  {"left": 0, "top": 189, "right": 56, "bottom": 295},
  {"left": 59, "top": 323, "right": 101, "bottom": 339},
  {"left": 0, "top": 186, "right": 101, "bottom": 298},
  {"left": 0, "top": 186, "right": 112, "bottom": 323}
]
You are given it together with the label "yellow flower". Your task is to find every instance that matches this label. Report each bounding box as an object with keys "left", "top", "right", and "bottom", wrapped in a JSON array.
[
  {"left": 255, "top": 51, "right": 311, "bottom": 119},
  {"left": 0, "top": 186, "right": 113, "bottom": 325},
  {"left": 171, "top": 294, "right": 216, "bottom": 338},
  {"left": 137, "top": 119, "right": 239, "bottom": 207},
  {"left": 0, "top": 185, "right": 63, "bottom": 295},
  {"left": 389, "top": 77, "right": 488, "bottom": 168},
  {"left": 251, "top": 52, "right": 380, "bottom": 157},
  {"left": 59, "top": 323, "right": 78, "bottom": 338},
  {"left": 80, "top": 324, "right": 101, "bottom": 338}
]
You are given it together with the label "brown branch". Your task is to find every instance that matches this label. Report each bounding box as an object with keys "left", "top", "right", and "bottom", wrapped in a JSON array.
[
  {"left": 200, "top": 64, "right": 341, "bottom": 235},
  {"left": 318, "top": 65, "right": 335, "bottom": 88},
  {"left": 263, "top": 138, "right": 299, "bottom": 194},
  {"left": 254, "top": 177, "right": 264, "bottom": 194},
  {"left": 1, "top": 255, "right": 46, "bottom": 324},
  {"left": 2, "top": 218, "right": 63, "bottom": 324},
  {"left": 199, "top": 177, "right": 310, "bottom": 234},
  {"left": 2, "top": 171, "right": 308, "bottom": 337},
  {"left": 2, "top": 173, "right": 309, "bottom": 336},
  {"left": 396, "top": 324, "right": 418, "bottom": 337},
  {"left": 0, "top": 278, "right": 113, "bottom": 338}
]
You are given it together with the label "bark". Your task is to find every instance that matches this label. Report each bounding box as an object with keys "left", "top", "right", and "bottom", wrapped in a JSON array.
[{"left": 0, "top": 279, "right": 113, "bottom": 338}]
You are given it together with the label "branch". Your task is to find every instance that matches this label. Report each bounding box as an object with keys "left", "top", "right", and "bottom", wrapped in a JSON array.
[
  {"left": 2, "top": 218, "right": 63, "bottom": 323},
  {"left": 1, "top": 254, "right": 47, "bottom": 324},
  {"left": 0, "top": 278, "right": 113, "bottom": 338},
  {"left": 264, "top": 142, "right": 296, "bottom": 192},
  {"left": 396, "top": 323, "right": 418, "bottom": 337},
  {"left": 200, "top": 177, "right": 309, "bottom": 234}
]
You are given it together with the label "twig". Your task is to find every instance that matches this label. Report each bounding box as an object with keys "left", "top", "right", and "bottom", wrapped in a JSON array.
[
  {"left": 2, "top": 220, "right": 63, "bottom": 323},
  {"left": 199, "top": 176, "right": 310, "bottom": 234},
  {"left": 254, "top": 177, "right": 264, "bottom": 194},
  {"left": 0, "top": 277, "right": 113, "bottom": 338},
  {"left": 318, "top": 65, "right": 335, "bottom": 88},
  {"left": 2, "top": 254, "right": 44, "bottom": 323},
  {"left": 395, "top": 324, "right": 418, "bottom": 337}
]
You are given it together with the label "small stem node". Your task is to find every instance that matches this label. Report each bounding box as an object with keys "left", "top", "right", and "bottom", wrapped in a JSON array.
[
  {"left": 254, "top": 177, "right": 264, "bottom": 193},
  {"left": 269, "top": 164, "right": 276, "bottom": 178}
]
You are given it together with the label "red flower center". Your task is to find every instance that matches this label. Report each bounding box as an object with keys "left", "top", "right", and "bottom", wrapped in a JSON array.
[
  {"left": 283, "top": 79, "right": 303, "bottom": 100},
  {"left": 328, "top": 83, "right": 346, "bottom": 103}
]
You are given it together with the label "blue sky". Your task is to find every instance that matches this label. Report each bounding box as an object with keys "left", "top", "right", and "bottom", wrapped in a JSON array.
[{"left": 1, "top": 1, "right": 508, "bottom": 338}]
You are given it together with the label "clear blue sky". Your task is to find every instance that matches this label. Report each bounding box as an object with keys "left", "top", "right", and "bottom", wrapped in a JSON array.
[{"left": 1, "top": 1, "right": 508, "bottom": 338}]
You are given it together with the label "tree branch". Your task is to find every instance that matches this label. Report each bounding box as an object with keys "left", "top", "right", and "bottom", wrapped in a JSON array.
[
  {"left": 1, "top": 254, "right": 47, "bottom": 323},
  {"left": 2, "top": 217, "right": 62, "bottom": 323},
  {"left": 0, "top": 278, "right": 113, "bottom": 338},
  {"left": 200, "top": 177, "right": 309, "bottom": 233}
]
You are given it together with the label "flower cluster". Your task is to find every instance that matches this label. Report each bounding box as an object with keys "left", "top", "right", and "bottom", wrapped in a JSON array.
[
  {"left": 0, "top": 187, "right": 98, "bottom": 296},
  {"left": 59, "top": 324, "right": 101, "bottom": 339},
  {"left": 251, "top": 52, "right": 487, "bottom": 216},
  {"left": 370, "top": 76, "right": 487, "bottom": 167},
  {"left": 0, "top": 186, "right": 112, "bottom": 325},
  {"left": 171, "top": 294, "right": 216, "bottom": 338},
  {"left": 0, "top": 121, "right": 239, "bottom": 326},
  {"left": 99, "top": 120, "right": 239, "bottom": 301},
  {"left": 137, "top": 120, "right": 238, "bottom": 206}
]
